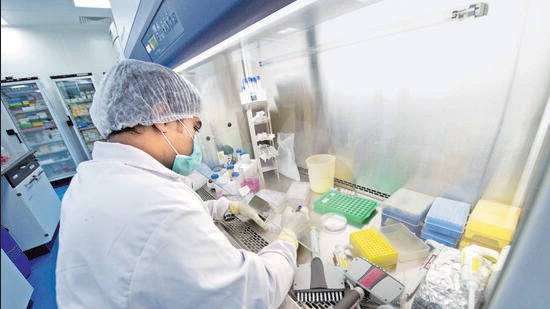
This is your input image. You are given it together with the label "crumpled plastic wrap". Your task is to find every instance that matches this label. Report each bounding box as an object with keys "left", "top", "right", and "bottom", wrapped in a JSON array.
[{"left": 412, "top": 246, "right": 492, "bottom": 309}]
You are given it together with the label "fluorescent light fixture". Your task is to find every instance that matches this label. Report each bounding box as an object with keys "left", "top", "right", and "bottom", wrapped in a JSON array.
[
  {"left": 73, "top": 0, "right": 111, "bottom": 9},
  {"left": 1, "top": 16, "right": 7, "bottom": 25}
]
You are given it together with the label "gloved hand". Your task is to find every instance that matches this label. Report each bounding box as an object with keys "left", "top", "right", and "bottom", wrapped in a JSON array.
[
  {"left": 278, "top": 206, "right": 310, "bottom": 248},
  {"left": 229, "top": 201, "right": 267, "bottom": 230}
]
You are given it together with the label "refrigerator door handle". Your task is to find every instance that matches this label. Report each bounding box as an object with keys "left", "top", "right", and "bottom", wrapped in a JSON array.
[
  {"left": 66, "top": 116, "right": 74, "bottom": 127},
  {"left": 6, "top": 129, "right": 22, "bottom": 143}
]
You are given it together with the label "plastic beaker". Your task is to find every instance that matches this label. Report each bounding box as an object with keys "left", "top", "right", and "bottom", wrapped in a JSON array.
[{"left": 305, "top": 154, "right": 336, "bottom": 194}]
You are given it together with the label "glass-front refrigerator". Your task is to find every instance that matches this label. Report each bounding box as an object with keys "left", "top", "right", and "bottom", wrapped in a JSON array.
[
  {"left": 50, "top": 73, "right": 106, "bottom": 159},
  {"left": 1, "top": 77, "right": 78, "bottom": 182}
]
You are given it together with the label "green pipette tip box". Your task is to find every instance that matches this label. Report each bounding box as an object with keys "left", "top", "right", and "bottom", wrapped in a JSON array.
[{"left": 313, "top": 189, "right": 378, "bottom": 227}]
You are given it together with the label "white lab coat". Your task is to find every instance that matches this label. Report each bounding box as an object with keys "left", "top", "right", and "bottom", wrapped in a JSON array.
[{"left": 56, "top": 142, "right": 296, "bottom": 308}]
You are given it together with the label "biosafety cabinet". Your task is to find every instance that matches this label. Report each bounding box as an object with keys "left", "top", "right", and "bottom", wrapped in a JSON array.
[
  {"left": 50, "top": 73, "right": 106, "bottom": 159},
  {"left": 112, "top": 0, "right": 550, "bottom": 308}
]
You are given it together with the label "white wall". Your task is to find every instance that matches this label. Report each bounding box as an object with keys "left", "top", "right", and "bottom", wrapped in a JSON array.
[{"left": 1, "top": 25, "right": 120, "bottom": 163}]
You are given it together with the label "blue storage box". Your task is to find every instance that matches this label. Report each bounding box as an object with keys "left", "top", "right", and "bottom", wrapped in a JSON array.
[
  {"left": 424, "top": 197, "right": 470, "bottom": 238},
  {"left": 423, "top": 222, "right": 462, "bottom": 239},
  {"left": 420, "top": 225, "right": 458, "bottom": 247}
]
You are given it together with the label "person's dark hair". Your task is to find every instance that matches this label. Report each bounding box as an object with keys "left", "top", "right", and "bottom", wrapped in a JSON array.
[{"left": 107, "top": 126, "right": 140, "bottom": 140}]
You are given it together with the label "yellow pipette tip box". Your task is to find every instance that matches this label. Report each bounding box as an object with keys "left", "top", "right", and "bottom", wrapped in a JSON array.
[
  {"left": 466, "top": 199, "right": 521, "bottom": 241},
  {"left": 350, "top": 227, "right": 398, "bottom": 269}
]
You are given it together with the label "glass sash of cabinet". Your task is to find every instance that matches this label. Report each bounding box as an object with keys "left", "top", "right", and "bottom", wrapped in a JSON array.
[{"left": 50, "top": 73, "right": 106, "bottom": 159}]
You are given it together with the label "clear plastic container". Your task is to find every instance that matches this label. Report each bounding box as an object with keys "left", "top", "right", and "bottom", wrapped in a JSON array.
[
  {"left": 238, "top": 154, "right": 261, "bottom": 193},
  {"left": 382, "top": 211, "right": 422, "bottom": 234},
  {"left": 321, "top": 213, "right": 347, "bottom": 233},
  {"left": 284, "top": 181, "right": 311, "bottom": 209},
  {"left": 305, "top": 154, "right": 335, "bottom": 194},
  {"left": 381, "top": 223, "right": 430, "bottom": 262}
]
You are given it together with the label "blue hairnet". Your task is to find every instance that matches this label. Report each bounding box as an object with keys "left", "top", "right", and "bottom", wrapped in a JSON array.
[{"left": 90, "top": 59, "right": 201, "bottom": 137}]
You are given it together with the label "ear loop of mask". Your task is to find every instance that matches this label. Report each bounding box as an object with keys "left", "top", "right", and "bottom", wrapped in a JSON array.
[{"left": 160, "top": 120, "right": 195, "bottom": 156}]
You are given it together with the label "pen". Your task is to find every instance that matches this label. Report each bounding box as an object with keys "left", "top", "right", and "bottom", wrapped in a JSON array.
[{"left": 295, "top": 205, "right": 303, "bottom": 212}]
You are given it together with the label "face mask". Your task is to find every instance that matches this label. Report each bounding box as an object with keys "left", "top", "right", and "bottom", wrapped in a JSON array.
[{"left": 161, "top": 120, "right": 202, "bottom": 176}]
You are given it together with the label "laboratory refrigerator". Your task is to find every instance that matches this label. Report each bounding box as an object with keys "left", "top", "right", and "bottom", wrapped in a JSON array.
[
  {"left": 1, "top": 77, "right": 78, "bottom": 182},
  {"left": 50, "top": 73, "right": 106, "bottom": 159}
]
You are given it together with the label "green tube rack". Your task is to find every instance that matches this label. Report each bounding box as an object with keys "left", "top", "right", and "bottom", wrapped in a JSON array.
[{"left": 313, "top": 189, "right": 378, "bottom": 227}]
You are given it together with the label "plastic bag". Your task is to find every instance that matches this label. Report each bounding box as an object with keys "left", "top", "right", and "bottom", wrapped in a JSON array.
[{"left": 277, "top": 133, "right": 300, "bottom": 181}]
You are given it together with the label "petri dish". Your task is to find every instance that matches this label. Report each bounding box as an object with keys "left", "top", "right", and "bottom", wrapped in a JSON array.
[{"left": 321, "top": 213, "right": 347, "bottom": 232}]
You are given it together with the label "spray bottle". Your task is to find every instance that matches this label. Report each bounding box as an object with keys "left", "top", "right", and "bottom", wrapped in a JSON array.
[{"left": 460, "top": 244, "right": 499, "bottom": 309}]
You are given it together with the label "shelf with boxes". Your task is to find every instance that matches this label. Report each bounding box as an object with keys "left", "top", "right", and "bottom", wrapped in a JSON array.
[
  {"left": 50, "top": 73, "right": 106, "bottom": 159},
  {"left": 1, "top": 77, "right": 79, "bottom": 182}
]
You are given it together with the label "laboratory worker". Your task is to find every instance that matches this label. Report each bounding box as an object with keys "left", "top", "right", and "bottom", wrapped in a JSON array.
[{"left": 55, "top": 59, "right": 310, "bottom": 308}]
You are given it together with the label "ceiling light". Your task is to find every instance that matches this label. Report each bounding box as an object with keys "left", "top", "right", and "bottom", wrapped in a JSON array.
[{"left": 73, "top": 0, "right": 111, "bottom": 9}]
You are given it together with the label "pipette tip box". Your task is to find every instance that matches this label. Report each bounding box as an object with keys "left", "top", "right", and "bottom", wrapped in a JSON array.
[
  {"left": 380, "top": 188, "right": 434, "bottom": 234},
  {"left": 420, "top": 197, "right": 471, "bottom": 247},
  {"left": 313, "top": 189, "right": 378, "bottom": 227},
  {"left": 459, "top": 199, "right": 521, "bottom": 251},
  {"left": 350, "top": 227, "right": 398, "bottom": 269}
]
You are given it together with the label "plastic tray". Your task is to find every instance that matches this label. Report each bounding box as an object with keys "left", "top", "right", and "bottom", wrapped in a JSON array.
[
  {"left": 313, "top": 189, "right": 378, "bottom": 227},
  {"left": 380, "top": 188, "right": 434, "bottom": 227},
  {"left": 381, "top": 210, "right": 422, "bottom": 235},
  {"left": 424, "top": 197, "right": 470, "bottom": 236},
  {"left": 350, "top": 228, "right": 398, "bottom": 269},
  {"left": 381, "top": 223, "right": 429, "bottom": 262}
]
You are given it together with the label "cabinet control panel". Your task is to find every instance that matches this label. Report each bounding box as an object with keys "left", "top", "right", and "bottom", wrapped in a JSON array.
[{"left": 4, "top": 154, "right": 39, "bottom": 188}]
